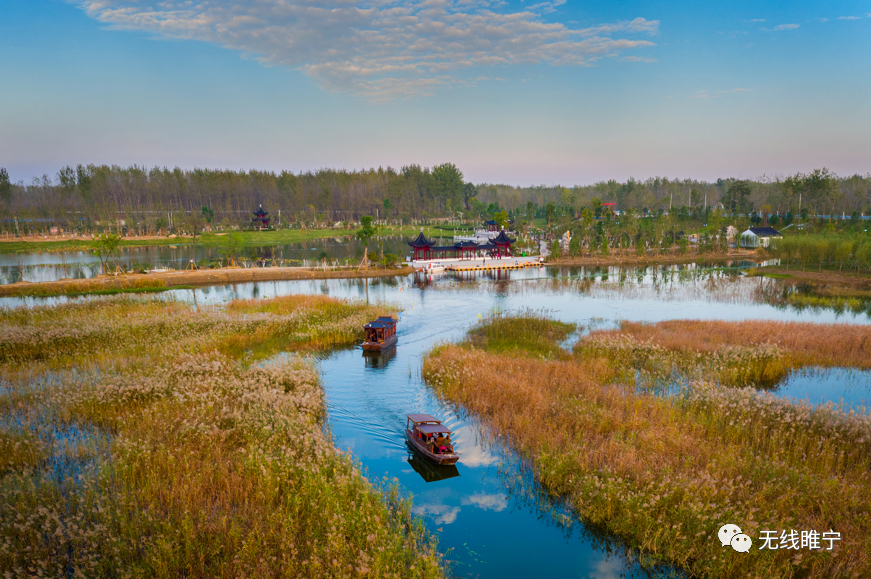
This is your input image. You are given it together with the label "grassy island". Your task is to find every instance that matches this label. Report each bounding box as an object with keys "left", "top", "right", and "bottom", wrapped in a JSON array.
[
  {"left": 0, "top": 295, "right": 443, "bottom": 578},
  {"left": 423, "top": 314, "right": 871, "bottom": 579}
]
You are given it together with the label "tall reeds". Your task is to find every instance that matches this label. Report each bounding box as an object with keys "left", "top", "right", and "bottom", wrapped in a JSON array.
[
  {"left": 0, "top": 295, "right": 443, "bottom": 578},
  {"left": 424, "top": 314, "right": 871, "bottom": 578}
]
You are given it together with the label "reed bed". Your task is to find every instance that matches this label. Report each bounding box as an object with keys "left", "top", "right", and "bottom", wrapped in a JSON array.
[
  {"left": 578, "top": 320, "right": 871, "bottom": 388},
  {"left": 424, "top": 314, "right": 871, "bottom": 578},
  {"left": 466, "top": 312, "right": 575, "bottom": 360},
  {"left": 0, "top": 295, "right": 443, "bottom": 578}
]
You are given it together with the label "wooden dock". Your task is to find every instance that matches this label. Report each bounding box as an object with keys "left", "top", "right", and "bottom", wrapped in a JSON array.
[{"left": 448, "top": 261, "right": 541, "bottom": 272}]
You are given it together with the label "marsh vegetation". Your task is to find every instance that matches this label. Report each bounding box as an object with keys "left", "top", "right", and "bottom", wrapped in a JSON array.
[
  {"left": 0, "top": 295, "right": 443, "bottom": 578},
  {"left": 424, "top": 313, "right": 871, "bottom": 578}
]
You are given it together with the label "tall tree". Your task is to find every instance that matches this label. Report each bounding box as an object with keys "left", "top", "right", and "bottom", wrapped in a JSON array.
[
  {"left": 432, "top": 163, "right": 464, "bottom": 212},
  {"left": 356, "top": 216, "right": 376, "bottom": 269},
  {"left": 0, "top": 168, "right": 11, "bottom": 207}
]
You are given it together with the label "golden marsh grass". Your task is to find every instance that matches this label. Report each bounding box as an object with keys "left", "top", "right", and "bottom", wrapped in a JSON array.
[
  {"left": 0, "top": 295, "right": 443, "bottom": 578},
  {"left": 424, "top": 314, "right": 871, "bottom": 578}
]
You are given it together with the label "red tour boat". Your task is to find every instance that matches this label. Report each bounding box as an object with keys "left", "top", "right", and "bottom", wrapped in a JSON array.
[
  {"left": 405, "top": 414, "right": 460, "bottom": 465},
  {"left": 362, "top": 316, "right": 398, "bottom": 350}
]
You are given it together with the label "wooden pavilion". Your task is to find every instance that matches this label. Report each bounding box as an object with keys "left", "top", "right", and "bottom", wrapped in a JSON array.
[
  {"left": 252, "top": 205, "right": 270, "bottom": 229},
  {"left": 407, "top": 230, "right": 516, "bottom": 261}
]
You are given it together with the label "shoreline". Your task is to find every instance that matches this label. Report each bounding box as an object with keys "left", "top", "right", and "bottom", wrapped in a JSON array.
[
  {"left": 547, "top": 250, "right": 760, "bottom": 267},
  {"left": 0, "top": 225, "right": 461, "bottom": 253},
  {"left": 0, "top": 266, "right": 415, "bottom": 298}
]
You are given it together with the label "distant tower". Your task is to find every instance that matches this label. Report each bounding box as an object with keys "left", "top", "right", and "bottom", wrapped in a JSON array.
[{"left": 252, "top": 204, "right": 270, "bottom": 230}]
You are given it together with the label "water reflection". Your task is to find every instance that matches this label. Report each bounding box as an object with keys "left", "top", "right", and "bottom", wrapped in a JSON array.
[
  {"left": 407, "top": 449, "right": 461, "bottom": 483},
  {"left": 363, "top": 347, "right": 397, "bottom": 369}
]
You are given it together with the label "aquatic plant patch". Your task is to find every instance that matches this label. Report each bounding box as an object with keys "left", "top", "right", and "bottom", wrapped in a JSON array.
[
  {"left": 577, "top": 319, "right": 871, "bottom": 388},
  {"left": 0, "top": 295, "right": 443, "bottom": 578},
  {"left": 424, "top": 316, "right": 871, "bottom": 579}
]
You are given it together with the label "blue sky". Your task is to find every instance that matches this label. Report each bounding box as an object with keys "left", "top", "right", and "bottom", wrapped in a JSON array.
[{"left": 1, "top": 1, "right": 869, "bottom": 186}]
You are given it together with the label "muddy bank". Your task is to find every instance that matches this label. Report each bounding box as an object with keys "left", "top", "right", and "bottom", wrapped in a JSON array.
[{"left": 0, "top": 266, "right": 414, "bottom": 298}]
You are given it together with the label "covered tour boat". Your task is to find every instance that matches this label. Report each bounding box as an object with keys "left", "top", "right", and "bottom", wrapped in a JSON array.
[
  {"left": 405, "top": 414, "right": 460, "bottom": 465},
  {"left": 362, "top": 316, "right": 398, "bottom": 351}
]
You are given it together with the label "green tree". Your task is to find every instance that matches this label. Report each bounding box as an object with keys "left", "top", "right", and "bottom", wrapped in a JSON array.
[
  {"left": 727, "top": 181, "right": 753, "bottom": 215},
  {"left": 356, "top": 216, "right": 377, "bottom": 268},
  {"left": 545, "top": 203, "right": 556, "bottom": 226},
  {"left": 0, "top": 168, "right": 11, "bottom": 207},
  {"left": 219, "top": 234, "right": 243, "bottom": 266},
  {"left": 91, "top": 233, "right": 122, "bottom": 274},
  {"left": 462, "top": 183, "right": 476, "bottom": 211},
  {"left": 432, "top": 163, "right": 464, "bottom": 212}
]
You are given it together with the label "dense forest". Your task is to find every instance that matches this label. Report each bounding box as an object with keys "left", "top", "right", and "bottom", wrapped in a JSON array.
[{"left": 0, "top": 164, "right": 869, "bottom": 234}]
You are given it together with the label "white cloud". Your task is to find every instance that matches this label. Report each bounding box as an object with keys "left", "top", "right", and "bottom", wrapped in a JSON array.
[
  {"left": 837, "top": 16, "right": 861, "bottom": 20},
  {"left": 620, "top": 55, "right": 656, "bottom": 63},
  {"left": 749, "top": 18, "right": 766, "bottom": 23},
  {"left": 74, "top": 0, "right": 658, "bottom": 101},
  {"left": 765, "top": 23, "right": 800, "bottom": 31},
  {"left": 528, "top": 0, "right": 565, "bottom": 15},
  {"left": 461, "top": 492, "right": 508, "bottom": 511}
]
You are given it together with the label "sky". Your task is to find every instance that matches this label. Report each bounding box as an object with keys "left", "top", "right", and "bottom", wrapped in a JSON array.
[{"left": 1, "top": 1, "right": 870, "bottom": 186}]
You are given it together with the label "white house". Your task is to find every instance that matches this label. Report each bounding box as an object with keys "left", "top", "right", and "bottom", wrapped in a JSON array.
[{"left": 739, "top": 226, "right": 782, "bottom": 249}]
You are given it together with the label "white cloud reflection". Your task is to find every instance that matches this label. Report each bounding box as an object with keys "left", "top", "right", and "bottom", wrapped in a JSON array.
[
  {"left": 461, "top": 492, "right": 508, "bottom": 511},
  {"left": 75, "top": 0, "right": 658, "bottom": 100},
  {"left": 412, "top": 503, "right": 461, "bottom": 524}
]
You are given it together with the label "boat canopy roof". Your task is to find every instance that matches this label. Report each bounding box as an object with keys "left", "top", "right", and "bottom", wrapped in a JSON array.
[
  {"left": 364, "top": 321, "right": 389, "bottom": 329},
  {"left": 407, "top": 413, "right": 440, "bottom": 423},
  {"left": 376, "top": 316, "right": 397, "bottom": 325},
  {"left": 416, "top": 423, "right": 452, "bottom": 434}
]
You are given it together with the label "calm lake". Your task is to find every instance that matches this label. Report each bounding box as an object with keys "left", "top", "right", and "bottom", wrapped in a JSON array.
[
  {"left": 4, "top": 264, "right": 870, "bottom": 578},
  {"left": 0, "top": 236, "right": 444, "bottom": 284}
]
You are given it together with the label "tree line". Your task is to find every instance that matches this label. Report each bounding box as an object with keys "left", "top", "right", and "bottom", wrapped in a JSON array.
[
  {"left": 0, "top": 164, "right": 868, "bottom": 235},
  {"left": 0, "top": 164, "right": 468, "bottom": 234}
]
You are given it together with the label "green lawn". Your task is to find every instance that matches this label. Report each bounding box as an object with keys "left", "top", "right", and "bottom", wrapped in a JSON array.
[{"left": 0, "top": 225, "right": 451, "bottom": 253}]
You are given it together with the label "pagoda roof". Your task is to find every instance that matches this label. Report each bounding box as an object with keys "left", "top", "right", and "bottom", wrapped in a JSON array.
[
  {"left": 407, "top": 232, "right": 436, "bottom": 248},
  {"left": 254, "top": 205, "right": 268, "bottom": 216},
  {"left": 454, "top": 240, "right": 479, "bottom": 248},
  {"left": 484, "top": 219, "right": 497, "bottom": 225},
  {"left": 492, "top": 230, "right": 516, "bottom": 245}
]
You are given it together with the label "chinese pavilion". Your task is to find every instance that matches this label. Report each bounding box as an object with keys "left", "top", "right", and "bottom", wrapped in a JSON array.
[
  {"left": 252, "top": 205, "right": 270, "bottom": 229},
  {"left": 407, "top": 230, "right": 516, "bottom": 261}
]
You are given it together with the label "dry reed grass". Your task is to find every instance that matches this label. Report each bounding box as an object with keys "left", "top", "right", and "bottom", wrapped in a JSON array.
[
  {"left": 0, "top": 295, "right": 443, "bottom": 578},
  {"left": 580, "top": 320, "right": 871, "bottom": 384},
  {"left": 424, "top": 315, "right": 871, "bottom": 579}
]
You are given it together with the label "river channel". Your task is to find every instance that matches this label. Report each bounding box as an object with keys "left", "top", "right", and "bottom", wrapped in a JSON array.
[{"left": 5, "top": 265, "right": 871, "bottom": 578}]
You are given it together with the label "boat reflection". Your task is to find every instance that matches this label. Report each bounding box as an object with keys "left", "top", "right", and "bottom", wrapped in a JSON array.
[
  {"left": 362, "top": 346, "right": 396, "bottom": 369},
  {"left": 406, "top": 445, "right": 461, "bottom": 483}
]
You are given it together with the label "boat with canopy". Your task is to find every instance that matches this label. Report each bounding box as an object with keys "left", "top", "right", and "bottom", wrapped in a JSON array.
[
  {"left": 405, "top": 414, "right": 460, "bottom": 465},
  {"left": 362, "top": 316, "right": 398, "bottom": 351}
]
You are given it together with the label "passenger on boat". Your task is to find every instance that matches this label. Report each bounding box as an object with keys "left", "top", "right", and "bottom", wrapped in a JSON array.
[{"left": 435, "top": 434, "right": 450, "bottom": 454}]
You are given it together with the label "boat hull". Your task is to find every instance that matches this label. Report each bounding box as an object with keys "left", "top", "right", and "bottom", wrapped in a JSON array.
[
  {"left": 362, "top": 334, "right": 397, "bottom": 351},
  {"left": 405, "top": 429, "right": 460, "bottom": 465}
]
